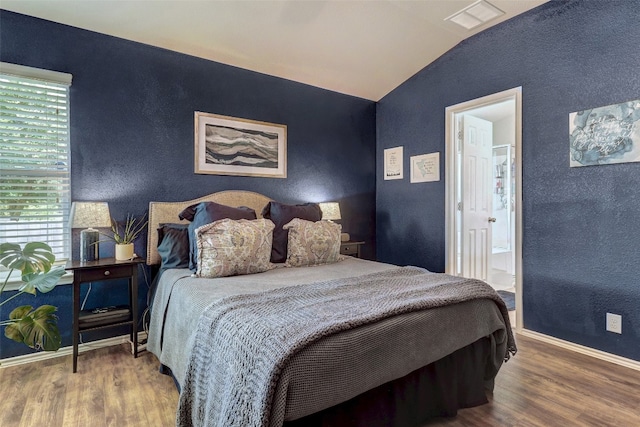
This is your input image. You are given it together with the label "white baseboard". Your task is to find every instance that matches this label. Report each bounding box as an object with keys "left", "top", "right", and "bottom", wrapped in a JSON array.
[
  {"left": 519, "top": 329, "right": 640, "bottom": 372},
  {"left": 0, "top": 331, "right": 148, "bottom": 368}
]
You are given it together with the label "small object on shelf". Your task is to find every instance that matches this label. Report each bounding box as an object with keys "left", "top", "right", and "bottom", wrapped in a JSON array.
[
  {"left": 79, "top": 229, "right": 99, "bottom": 261},
  {"left": 99, "top": 213, "right": 147, "bottom": 260},
  {"left": 79, "top": 306, "right": 130, "bottom": 328},
  {"left": 115, "top": 243, "right": 135, "bottom": 260}
]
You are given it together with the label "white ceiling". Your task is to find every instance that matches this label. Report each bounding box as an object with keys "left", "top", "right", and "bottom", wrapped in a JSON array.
[{"left": 2, "top": 0, "right": 546, "bottom": 101}]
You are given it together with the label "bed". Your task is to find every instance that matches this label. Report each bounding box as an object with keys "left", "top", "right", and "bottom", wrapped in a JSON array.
[{"left": 145, "top": 190, "right": 516, "bottom": 427}]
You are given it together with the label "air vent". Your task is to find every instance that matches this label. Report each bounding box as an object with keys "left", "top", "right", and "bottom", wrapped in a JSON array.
[{"left": 445, "top": 0, "right": 505, "bottom": 30}]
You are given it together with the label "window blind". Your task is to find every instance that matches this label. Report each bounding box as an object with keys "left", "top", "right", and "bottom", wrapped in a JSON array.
[{"left": 0, "top": 63, "right": 72, "bottom": 260}]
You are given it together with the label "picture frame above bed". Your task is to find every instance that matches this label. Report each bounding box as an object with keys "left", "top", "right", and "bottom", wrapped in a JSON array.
[{"left": 194, "top": 112, "right": 287, "bottom": 178}]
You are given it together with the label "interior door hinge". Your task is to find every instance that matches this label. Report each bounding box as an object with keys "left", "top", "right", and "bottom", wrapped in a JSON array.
[{"left": 458, "top": 202, "right": 463, "bottom": 211}]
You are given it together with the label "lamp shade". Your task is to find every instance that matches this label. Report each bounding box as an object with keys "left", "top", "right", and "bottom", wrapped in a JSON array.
[
  {"left": 319, "top": 202, "right": 341, "bottom": 221},
  {"left": 69, "top": 202, "right": 111, "bottom": 228}
]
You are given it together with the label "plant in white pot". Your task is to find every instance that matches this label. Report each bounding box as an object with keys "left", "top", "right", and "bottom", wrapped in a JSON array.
[
  {"left": 102, "top": 214, "right": 148, "bottom": 260},
  {"left": 0, "top": 242, "right": 65, "bottom": 353}
]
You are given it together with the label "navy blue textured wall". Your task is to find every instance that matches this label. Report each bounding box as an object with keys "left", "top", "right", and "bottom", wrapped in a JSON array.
[
  {"left": 377, "top": 0, "right": 640, "bottom": 360},
  {"left": 0, "top": 10, "right": 376, "bottom": 358}
]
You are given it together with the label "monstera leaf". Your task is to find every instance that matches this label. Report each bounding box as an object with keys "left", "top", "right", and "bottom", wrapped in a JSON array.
[
  {"left": 19, "top": 266, "right": 65, "bottom": 295},
  {"left": 0, "top": 242, "right": 55, "bottom": 276},
  {"left": 1, "top": 242, "right": 63, "bottom": 355},
  {"left": 4, "top": 305, "right": 61, "bottom": 351}
]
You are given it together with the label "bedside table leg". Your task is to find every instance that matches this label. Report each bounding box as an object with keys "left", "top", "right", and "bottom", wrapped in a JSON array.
[
  {"left": 130, "top": 268, "right": 138, "bottom": 358},
  {"left": 72, "top": 278, "right": 80, "bottom": 373}
]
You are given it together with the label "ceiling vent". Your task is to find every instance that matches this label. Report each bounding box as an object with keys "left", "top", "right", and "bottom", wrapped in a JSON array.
[{"left": 445, "top": 0, "right": 505, "bottom": 30}]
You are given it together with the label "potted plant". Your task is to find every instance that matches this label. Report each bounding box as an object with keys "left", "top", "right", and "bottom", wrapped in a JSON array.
[
  {"left": 102, "top": 214, "right": 148, "bottom": 260},
  {"left": 0, "top": 242, "right": 65, "bottom": 354}
]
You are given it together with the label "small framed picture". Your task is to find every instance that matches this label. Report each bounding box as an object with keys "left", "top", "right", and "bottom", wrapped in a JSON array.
[
  {"left": 384, "top": 146, "right": 403, "bottom": 180},
  {"left": 410, "top": 152, "right": 440, "bottom": 183}
]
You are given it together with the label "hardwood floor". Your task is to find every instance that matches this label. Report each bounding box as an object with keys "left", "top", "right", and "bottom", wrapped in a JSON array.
[
  {"left": 1, "top": 333, "right": 639, "bottom": 426},
  {"left": 0, "top": 346, "right": 178, "bottom": 427}
]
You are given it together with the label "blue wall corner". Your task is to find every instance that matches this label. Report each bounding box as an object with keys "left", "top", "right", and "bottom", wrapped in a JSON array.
[{"left": 376, "top": 0, "right": 640, "bottom": 361}]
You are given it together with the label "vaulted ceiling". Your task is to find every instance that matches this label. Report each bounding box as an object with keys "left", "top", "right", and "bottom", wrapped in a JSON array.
[{"left": 2, "top": 0, "right": 547, "bottom": 100}]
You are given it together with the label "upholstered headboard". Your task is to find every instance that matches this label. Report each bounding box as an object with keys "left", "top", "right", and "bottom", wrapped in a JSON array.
[{"left": 146, "top": 190, "right": 272, "bottom": 265}]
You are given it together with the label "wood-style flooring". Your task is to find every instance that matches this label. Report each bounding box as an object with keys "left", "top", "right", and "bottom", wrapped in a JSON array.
[{"left": 1, "top": 333, "right": 639, "bottom": 426}]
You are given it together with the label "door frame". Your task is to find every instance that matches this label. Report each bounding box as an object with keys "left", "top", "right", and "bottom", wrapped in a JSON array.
[{"left": 444, "top": 87, "right": 523, "bottom": 330}]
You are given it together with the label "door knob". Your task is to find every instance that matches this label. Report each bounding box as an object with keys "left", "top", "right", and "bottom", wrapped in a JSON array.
[{"left": 488, "top": 217, "right": 496, "bottom": 223}]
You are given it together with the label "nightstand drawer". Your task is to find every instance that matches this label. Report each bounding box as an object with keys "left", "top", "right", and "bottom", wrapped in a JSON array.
[
  {"left": 340, "top": 244, "right": 359, "bottom": 256},
  {"left": 74, "top": 264, "right": 134, "bottom": 282}
]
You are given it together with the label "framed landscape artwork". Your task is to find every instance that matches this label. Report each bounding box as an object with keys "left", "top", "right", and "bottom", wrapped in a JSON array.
[
  {"left": 194, "top": 112, "right": 287, "bottom": 178},
  {"left": 570, "top": 99, "right": 640, "bottom": 167}
]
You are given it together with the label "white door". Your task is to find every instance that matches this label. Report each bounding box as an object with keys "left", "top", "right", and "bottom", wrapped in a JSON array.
[
  {"left": 461, "top": 115, "right": 493, "bottom": 281},
  {"left": 445, "top": 87, "right": 522, "bottom": 330}
]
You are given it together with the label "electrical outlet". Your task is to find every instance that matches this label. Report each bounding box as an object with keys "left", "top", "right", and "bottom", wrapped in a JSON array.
[{"left": 606, "top": 313, "right": 622, "bottom": 334}]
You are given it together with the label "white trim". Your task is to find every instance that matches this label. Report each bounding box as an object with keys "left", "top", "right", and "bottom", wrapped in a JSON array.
[
  {"left": 0, "top": 331, "right": 148, "bottom": 368},
  {"left": 444, "top": 87, "right": 523, "bottom": 331},
  {"left": 0, "top": 62, "right": 72, "bottom": 86},
  {"left": 519, "top": 329, "right": 640, "bottom": 372}
]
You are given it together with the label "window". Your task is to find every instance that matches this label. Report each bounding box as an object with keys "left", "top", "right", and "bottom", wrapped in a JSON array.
[{"left": 0, "top": 62, "right": 73, "bottom": 261}]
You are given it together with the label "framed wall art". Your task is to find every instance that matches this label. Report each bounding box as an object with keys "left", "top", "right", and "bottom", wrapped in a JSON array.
[
  {"left": 194, "top": 112, "right": 287, "bottom": 178},
  {"left": 570, "top": 99, "right": 640, "bottom": 167},
  {"left": 410, "top": 152, "right": 440, "bottom": 183},
  {"left": 384, "top": 146, "right": 403, "bottom": 180}
]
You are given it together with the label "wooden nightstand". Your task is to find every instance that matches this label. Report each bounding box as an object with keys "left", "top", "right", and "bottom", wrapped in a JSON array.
[
  {"left": 340, "top": 241, "right": 365, "bottom": 258},
  {"left": 65, "top": 257, "right": 144, "bottom": 373}
]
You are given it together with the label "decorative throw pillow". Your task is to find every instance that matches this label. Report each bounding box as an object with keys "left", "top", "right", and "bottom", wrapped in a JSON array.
[
  {"left": 157, "top": 223, "right": 190, "bottom": 270},
  {"left": 179, "top": 201, "right": 257, "bottom": 272},
  {"left": 261, "top": 201, "right": 322, "bottom": 263},
  {"left": 196, "top": 218, "right": 275, "bottom": 278},
  {"left": 283, "top": 218, "right": 342, "bottom": 267}
]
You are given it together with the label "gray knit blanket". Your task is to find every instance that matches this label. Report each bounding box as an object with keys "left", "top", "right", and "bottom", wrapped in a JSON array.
[{"left": 177, "top": 266, "right": 516, "bottom": 427}]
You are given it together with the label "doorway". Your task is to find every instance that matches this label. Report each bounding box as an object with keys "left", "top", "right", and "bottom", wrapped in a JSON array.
[{"left": 444, "top": 87, "right": 522, "bottom": 329}]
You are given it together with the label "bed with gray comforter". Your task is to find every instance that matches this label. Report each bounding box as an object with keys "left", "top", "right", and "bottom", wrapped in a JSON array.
[{"left": 148, "top": 257, "right": 515, "bottom": 427}]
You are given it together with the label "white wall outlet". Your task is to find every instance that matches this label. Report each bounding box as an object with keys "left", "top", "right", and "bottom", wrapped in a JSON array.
[{"left": 606, "top": 313, "right": 622, "bottom": 334}]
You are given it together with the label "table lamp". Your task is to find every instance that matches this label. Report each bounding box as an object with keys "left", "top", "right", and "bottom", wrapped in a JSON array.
[
  {"left": 319, "top": 202, "right": 350, "bottom": 242},
  {"left": 319, "top": 202, "right": 341, "bottom": 222},
  {"left": 69, "top": 201, "right": 112, "bottom": 262}
]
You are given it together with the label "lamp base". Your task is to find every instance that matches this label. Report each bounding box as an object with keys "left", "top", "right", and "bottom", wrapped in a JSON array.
[
  {"left": 80, "top": 228, "right": 100, "bottom": 262},
  {"left": 341, "top": 232, "right": 350, "bottom": 242}
]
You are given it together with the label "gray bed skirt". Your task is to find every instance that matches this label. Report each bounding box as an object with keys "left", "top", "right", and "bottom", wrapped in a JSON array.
[
  {"left": 160, "top": 336, "right": 495, "bottom": 427},
  {"left": 283, "top": 336, "right": 496, "bottom": 427}
]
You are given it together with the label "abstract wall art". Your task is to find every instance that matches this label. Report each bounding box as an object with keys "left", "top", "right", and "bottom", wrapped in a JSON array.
[
  {"left": 194, "top": 112, "right": 287, "bottom": 177},
  {"left": 570, "top": 99, "right": 640, "bottom": 167}
]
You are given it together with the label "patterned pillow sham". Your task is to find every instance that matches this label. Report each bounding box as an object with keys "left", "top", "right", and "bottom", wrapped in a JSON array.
[
  {"left": 179, "top": 201, "right": 257, "bottom": 272},
  {"left": 283, "top": 218, "right": 343, "bottom": 267},
  {"left": 196, "top": 218, "right": 275, "bottom": 278}
]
